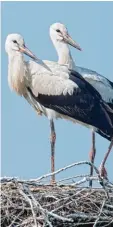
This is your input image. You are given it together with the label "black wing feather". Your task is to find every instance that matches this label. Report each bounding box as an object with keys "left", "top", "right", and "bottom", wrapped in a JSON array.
[{"left": 27, "top": 70, "right": 113, "bottom": 140}]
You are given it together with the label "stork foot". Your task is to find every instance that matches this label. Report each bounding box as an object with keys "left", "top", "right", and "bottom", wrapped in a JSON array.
[{"left": 50, "top": 179, "right": 57, "bottom": 185}]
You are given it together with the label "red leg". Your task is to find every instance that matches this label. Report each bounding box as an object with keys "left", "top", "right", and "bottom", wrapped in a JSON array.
[
  {"left": 89, "top": 130, "right": 96, "bottom": 187},
  {"left": 99, "top": 138, "right": 113, "bottom": 178},
  {"left": 50, "top": 119, "right": 56, "bottom": 185}
]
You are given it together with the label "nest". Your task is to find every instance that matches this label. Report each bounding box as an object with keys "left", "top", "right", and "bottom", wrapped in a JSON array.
[{"left": 1, "top": 161, "right": 113, "bottom": 227}]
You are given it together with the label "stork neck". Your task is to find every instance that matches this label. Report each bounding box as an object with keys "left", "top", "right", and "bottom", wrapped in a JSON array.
[
  {"left": 8, "top": 53, "right": 27, "bottom": 95},
  {"left": 53, "top": 40, "right": 75, "bottom": 69}
]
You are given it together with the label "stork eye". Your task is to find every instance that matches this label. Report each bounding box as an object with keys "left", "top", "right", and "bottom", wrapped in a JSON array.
[
  {"left": 13, "top": 40, "right": 17, "bottom": 44},
  {"left": 56, "top": 29, "right": 61, "bottom": 33}
]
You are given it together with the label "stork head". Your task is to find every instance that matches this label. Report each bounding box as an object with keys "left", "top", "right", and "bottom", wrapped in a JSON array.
[
  {"left": 50, "top": 22, "right": 82, "bottom": 51},
  {"left": 5, "top": 33, "right": 38, "bottom": 61}
]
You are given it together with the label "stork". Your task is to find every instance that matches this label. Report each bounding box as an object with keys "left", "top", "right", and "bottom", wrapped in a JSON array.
[
  {"left": 46, "top": 23, "right": 81, "bottom": 184},
  {"left": 49, "top": 22, "right": 113, "bottom": 186},
  {"left": 5, "top": 34, "right": 113, "bottom": 185}
]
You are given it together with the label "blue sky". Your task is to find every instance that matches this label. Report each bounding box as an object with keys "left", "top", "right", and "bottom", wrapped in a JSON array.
[{"left": 1, "top": 2, "right": 113, "bottom": 182}]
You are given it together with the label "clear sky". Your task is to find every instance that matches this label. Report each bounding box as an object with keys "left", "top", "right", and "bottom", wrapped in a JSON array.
[{"left": 1, "top": 2, "right": 113, "bottom": 182}]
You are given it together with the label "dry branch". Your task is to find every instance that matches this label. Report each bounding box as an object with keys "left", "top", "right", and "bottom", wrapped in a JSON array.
[{"left": 1, "top": 161, "right": 113, "bottom": 227}]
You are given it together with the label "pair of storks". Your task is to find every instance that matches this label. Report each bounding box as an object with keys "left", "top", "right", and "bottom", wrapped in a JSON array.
[{"left": 5, "top": 23, "right": 113, "bottom": 185}]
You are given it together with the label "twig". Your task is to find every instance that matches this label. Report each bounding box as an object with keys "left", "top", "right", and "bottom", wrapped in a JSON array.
[
  {"left": 1, "top": 163, "right": 113, "bottom": 227},
  {"left": 18, "top": 185, "right": 38, "bottom": 227},
  {"left": 57, "top": 174, "right": 90, "bottom": 184},
  {"left": 30, "top": 161, "right": 100, "bottom": 182},
  {"left": 72, "top": 176, "right": 98, "bottom": 186},
  {"left": 93, "top": 199, "right": 106, "bottom": 227}
]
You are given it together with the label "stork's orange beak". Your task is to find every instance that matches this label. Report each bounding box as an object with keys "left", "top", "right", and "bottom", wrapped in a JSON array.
[
  {"left": 63, "top": 34, "right": 82, "bottom": 51},
  {"left": 19, "top": 45, "right": 39, "bottom": 61}
]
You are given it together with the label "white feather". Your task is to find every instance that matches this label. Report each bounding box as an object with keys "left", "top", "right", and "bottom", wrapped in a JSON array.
[{"left": 49, "top": 22, "right": 113, "bottom": 106}]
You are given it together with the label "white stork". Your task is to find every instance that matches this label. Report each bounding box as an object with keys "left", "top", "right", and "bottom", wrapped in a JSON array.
[
  {"left": 45, "top": 23, "right": 81, "bottom": 184},
  {"left": 49, "top": 22, "right": 113, "bottom": 186},
  {"left": 5, "top": 34, "right": 113, "bottom": 184}
]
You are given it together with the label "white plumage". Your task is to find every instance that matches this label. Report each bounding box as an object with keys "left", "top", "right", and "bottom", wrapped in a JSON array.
[
  {"left": 49, "top": 23, "right": 113, "bottom": 108},
  {"left": 6, "top": 33, "right": 113, "bottom": 185},
  {"left": 5, "top": 33, "right": 83, "bottom": 184},
  {"left": 48, "top": 22, "right": 113, "bottom": 186}
]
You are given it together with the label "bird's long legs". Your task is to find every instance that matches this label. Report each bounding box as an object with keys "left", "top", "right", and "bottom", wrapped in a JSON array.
[
  {"left": 89, "top": 130, "right": 96, "bottom": 187},
  {"left": 50, "top": 119, "right": 56, "bottom": 185},
  {"left": 99, "top": 138, "right": 113, "bottom": 178}
]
